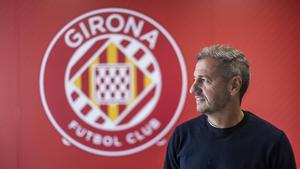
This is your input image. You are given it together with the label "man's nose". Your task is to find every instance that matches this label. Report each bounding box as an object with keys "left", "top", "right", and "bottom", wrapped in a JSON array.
[
  {"left": 189, "top": 82, "right": 197, "bottom": 94},
  {"left": 190, "top": 82, "right": 202, "bottom": 94}
]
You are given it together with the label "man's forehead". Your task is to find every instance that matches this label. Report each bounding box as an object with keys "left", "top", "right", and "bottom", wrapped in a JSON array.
[{"left": 193, "top": 58, "right": 220, "bottom": 76}]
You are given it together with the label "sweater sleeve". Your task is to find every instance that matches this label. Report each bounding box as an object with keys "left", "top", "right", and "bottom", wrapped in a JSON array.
[
  {"left": 164, "top": 128, "right": 180, "bottom": 169},
  {"left": 272, "top": 132, "right": 297, "bottom": 169}
]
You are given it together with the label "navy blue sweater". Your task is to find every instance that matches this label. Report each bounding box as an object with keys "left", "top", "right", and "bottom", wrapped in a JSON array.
[{"left": 164, "top": 111, "right": 296, "bottom": 169}]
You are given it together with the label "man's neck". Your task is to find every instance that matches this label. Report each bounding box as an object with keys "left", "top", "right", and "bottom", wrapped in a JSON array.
[{"left": 206, "top": 107, "right": 244, "bottom": 128}]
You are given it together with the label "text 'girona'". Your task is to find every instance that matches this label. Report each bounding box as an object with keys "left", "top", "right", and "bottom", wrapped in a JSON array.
[{"left": 64, "top": 14, "right": 159, "bottom": 49}]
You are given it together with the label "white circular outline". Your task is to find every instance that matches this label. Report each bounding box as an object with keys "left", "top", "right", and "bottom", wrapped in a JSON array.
[{"left": 39, "top": 8, "right": 187, "bottom": 156}]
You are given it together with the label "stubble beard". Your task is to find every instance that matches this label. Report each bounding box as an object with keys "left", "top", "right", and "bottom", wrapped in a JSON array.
[
  {"left": 197, "top": 94, "right": 230, "bottom": 115},
  {"left": 196, "top": 98, "right": 213, "bottom": 114}
]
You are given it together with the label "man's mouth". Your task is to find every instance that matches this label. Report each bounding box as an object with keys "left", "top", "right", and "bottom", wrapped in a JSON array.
[{"left": 195, "top": 96, "right": 205, "bottom": 102}]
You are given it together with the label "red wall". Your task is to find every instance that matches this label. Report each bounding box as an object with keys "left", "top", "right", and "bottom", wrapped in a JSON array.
[{"left": 1, "top": 0, "right": 299, "bottom": 168}]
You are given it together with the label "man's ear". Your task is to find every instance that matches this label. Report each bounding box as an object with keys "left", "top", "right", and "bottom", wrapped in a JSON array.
[{"left": 228, "top": 75, "right": 242, "bottom": 96}]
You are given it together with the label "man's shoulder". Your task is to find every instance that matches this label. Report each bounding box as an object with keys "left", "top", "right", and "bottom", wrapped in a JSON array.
[
  {"left": 174, "top": 114, "right": 205, "bottom": 132},
  {"left": 246, "top": 111, "right": 284, "bottom": 139}
]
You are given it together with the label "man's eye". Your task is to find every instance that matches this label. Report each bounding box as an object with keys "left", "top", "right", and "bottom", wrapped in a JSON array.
[
  {"left": 195, "top": 78, "right": 207, "bottom": 83},
  {"left": 200, "top": 78, "right": 207, "bottom": 82}
]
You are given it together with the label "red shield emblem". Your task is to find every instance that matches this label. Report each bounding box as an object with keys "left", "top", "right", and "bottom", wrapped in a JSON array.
[{"left": 40, "top": 8, "right": 187, "bottom": 156}]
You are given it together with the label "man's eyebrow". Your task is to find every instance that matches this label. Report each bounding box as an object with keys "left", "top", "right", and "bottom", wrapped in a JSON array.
[
  {"left": 194, "top": 75, "right": 204, "bottom": 78},
  {"left": 193, "top": 75, "right": 212, "bottom": 80},
  {"left": 193, "top": 75, "right": 206, "bottom": 79}
]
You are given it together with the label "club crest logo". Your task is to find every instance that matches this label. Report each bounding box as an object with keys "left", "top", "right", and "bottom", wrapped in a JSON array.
[{"left": 40, "top": 8, "right": 187, "bottom": 156}]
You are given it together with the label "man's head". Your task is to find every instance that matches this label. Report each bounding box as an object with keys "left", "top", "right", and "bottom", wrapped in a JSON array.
[{"left": 190, "top": 44, "right": 250, "bottom": 113}]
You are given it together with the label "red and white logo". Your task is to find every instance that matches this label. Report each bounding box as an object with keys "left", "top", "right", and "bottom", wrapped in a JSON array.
[{"left": 40, "top": 8, "right": 187, "bottom": 156}]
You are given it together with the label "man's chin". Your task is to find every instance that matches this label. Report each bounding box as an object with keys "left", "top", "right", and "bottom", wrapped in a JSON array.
[
  {"left": 196, "top": 106, "right": 206, "bottom": 113},
  {"left": 196, "top": 106, "right": 212, "bottom": 114}
]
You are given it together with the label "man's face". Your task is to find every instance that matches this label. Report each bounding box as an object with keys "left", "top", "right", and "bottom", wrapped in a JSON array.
[{"left": 190, "top": 58, "right": 230, "bottom": 114}]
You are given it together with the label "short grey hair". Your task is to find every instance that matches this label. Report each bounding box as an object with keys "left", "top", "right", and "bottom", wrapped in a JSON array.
[{"left": 197, "top": 44, "right": 250, "bottom": 102}]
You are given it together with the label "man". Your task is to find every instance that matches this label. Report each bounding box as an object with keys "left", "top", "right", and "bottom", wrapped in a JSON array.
[{"left": 164, "top": 44, "right": 296, "bottom": 169}]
